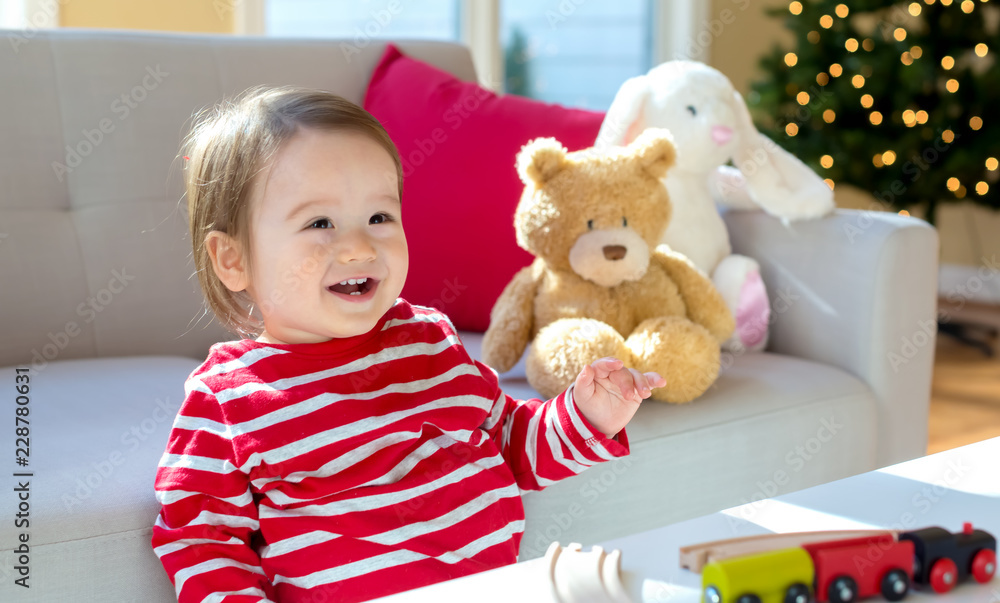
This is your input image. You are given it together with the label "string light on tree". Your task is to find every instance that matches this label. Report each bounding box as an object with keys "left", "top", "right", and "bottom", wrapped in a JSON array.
[{"left": 751, "top": 0, "right": 999, "bottom": 223}]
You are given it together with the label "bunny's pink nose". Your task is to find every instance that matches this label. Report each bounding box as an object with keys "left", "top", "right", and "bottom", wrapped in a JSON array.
[{"left": 711, "top": 125, "right": 734, "bottom": 145}]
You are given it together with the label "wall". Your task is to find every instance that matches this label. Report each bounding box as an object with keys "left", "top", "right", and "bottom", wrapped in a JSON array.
[
  {"left": 59, "top": 0, "right": 234, "bottom": 33},
  {"left": 708, "top": 0, "right": 999, "bottom": 268}
]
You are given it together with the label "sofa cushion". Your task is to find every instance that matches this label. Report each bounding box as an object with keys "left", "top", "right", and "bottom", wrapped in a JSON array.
[{"left": 363, "top": 44, "right": 606, "bottom": 332}]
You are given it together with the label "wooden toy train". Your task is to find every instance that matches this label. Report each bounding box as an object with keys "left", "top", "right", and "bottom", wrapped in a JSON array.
[{"left": 681, "top": 523, "right": 996, "bottom": 603}]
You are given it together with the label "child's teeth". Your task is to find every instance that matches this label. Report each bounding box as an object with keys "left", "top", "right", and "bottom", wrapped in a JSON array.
[{"left": 350, "top": 291, "right": 360, "bottom": 295}]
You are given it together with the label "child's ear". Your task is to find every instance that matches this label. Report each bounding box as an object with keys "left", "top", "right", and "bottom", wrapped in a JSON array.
[{"left": 205, "top": 231, "right": 250, "bottom": 292}]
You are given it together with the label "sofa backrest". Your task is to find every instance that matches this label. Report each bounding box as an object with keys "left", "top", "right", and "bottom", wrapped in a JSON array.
[{"left": 0, "top": 28, "right": 476, "bottom": 368}]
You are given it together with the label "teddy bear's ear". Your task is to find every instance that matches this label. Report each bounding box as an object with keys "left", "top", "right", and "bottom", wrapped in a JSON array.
[
  {"left": 630, "top": 127, "right": 677, "bottom": 179},
  {"left": 517, "top": 137, "right": 568, "bottom": 185}
]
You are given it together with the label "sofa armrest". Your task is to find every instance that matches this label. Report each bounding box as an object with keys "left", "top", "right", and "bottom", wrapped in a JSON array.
[{"left": 723, "top": 208, "right": 939, "bottom": 468}]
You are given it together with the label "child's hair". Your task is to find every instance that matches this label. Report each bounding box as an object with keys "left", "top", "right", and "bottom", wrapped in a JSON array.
[{"left": 182, "top": 85, "right": 403, "bottom": 339}]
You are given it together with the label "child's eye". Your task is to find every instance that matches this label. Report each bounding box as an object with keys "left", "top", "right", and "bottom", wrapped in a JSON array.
[
  {"left": 309, "top": 218, "right": 333, "bottom": 229},
  {"left": 370, "top": 212, "right": 394, "bottom": 225}
]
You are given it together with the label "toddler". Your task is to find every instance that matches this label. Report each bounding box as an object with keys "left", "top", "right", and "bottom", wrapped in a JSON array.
[{"left": 151, "top": 85, "right": 665, "bottom": 603}]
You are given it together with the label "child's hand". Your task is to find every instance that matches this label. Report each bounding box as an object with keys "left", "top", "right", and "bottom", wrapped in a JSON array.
[{"left": 572, "top": 357, "right": 666, "bottom": 439}]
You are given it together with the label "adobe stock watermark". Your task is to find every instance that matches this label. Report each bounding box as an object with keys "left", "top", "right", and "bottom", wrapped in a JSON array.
[
  {"left": 399, "top": 82, "right": 498, "bottom": 177},
  {"left": 523, "top": 456, "right": 634, "bottom": 558},
  {"left": 672, "top": 0, "right": 752, "bottom": 63},
  {"left": 51, "top": 64, "right": 170, "bottom": 182},
  {"left": 844, "top": 128, "right": 960, "bottom": 244},
  {"left": 887, "top": 254, "right": 1000, "bottom": 372},
  {"left": 339, "top": 0, "right": 403, "bottom": 62},
  {"left": 684, "top": 285, "right": 801, "bottom": 399},
  {"left": 726, "top": 414, "right": 845, "bottom": 527},
  {"left": 7, "top": 0, "right": 70, "bottom": 53},
  {"left": 27, "top": 267, "right": 136, "bottom": 375},
  {"left": 62, "top": 396, "right": 181, "bottom": 512},
  {"left": 545, "top": 0, "right": 588, "bottom": 28},
  {"left": 846, "top": 455, "right": 973, "bottom": 574}
]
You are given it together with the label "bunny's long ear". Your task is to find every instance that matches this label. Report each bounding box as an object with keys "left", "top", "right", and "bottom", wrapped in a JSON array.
[
  {"left": 730, "top": 90, "right": 835, "bottom": 220},
  {"left": 594, "top": 74, "right": 651, "bottom": 149}
]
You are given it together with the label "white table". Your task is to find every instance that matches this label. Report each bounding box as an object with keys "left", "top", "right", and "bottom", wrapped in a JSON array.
[{"left": 373, "top": 437, "right": 1000, "bottom": 602}]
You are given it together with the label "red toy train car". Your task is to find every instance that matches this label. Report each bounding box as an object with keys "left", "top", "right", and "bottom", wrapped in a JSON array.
[{"left": 802, "top": 535, "right": 913, "bottom": 603}]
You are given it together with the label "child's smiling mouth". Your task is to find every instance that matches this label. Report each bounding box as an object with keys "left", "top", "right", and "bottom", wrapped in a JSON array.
[{"left": 327, "top": 277, "right": 379, "bottom": 301}]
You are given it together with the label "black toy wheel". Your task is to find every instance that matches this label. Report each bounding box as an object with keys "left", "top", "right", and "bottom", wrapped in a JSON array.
[
  {"left": 828, "top": 575, "right": 858, "bottom": 603},
  {"left": 735, "top": 594, "right": 762, "bottom": 603},
  {"left": 880, "top": 569, "right": 910, "bottom": 601},
  {"left": 784, "top": 582, "right": 811, "bottom": 603}
]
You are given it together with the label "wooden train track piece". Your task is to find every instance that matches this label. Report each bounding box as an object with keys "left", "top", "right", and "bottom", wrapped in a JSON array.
[
  {"left": 545, "top": 542, "right": 631, "bottom": 603},
  {"left": 680, "top": 530, "right": 899, "bottom": 572}
]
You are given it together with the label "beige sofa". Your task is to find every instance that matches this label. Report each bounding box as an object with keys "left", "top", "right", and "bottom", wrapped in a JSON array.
[{"left": 0, "top": 29, "right": 938, "bottom": 602}]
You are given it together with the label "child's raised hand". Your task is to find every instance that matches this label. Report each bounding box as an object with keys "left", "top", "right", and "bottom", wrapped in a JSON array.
[{"left": 572, "top": 357, "right": 666, "bottom": 439}]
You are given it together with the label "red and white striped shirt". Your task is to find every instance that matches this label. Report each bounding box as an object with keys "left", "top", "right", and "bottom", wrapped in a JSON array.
[{"left": 151, "top": 299, "right": 629, "bottom": 602}]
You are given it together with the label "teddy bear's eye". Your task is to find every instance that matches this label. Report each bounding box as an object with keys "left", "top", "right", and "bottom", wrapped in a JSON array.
[
  {"left": 686, "top": 105, "right": 697, "bottom": 116},
  {"left": 587, "top": 220, "right": 594, "bottom": 230},
  {"left": 623, "top": 217, "right": 628, "bottom": 227}
]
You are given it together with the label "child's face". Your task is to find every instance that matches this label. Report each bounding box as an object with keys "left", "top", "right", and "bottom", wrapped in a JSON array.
[{"left": 244, "top": 127, "right": 407, "bottom": 344}]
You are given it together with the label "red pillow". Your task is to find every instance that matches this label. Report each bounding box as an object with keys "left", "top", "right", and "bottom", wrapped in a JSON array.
[{"left": 363, "top": 43, "right": 605, "bottom": 332}]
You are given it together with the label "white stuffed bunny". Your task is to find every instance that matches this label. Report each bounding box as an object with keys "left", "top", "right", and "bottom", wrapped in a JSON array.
[{"left": 594, "top": 60, "right": 834, "bottom": 352}]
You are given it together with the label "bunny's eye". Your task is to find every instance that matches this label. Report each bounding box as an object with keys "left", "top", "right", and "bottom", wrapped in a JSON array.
[
  {"left": 686, "top": 105, "right": 697, "bottom": 116},
  {"left": 623, "top": 217, "right": 628, "bottom": 227},
  {"left": 587, "top": 220, "right": 594, "bottom": 230}
]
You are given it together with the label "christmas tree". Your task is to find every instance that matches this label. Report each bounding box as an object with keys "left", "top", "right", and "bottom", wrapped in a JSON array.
[{"left": 749, "top": 0, "right": 999, "bottom": 224}]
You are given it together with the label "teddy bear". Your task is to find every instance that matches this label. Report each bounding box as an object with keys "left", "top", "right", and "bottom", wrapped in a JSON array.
[
  {"left": 481, "top": 128, "right": 735, "bottom": 404},
  {"left": 594, "top": 60, "right": 835, "bottom": 353}
]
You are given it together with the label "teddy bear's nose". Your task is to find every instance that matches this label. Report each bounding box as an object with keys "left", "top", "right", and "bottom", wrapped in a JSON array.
[{"left": 603, "top": 245, "right": 627, "bottom": 261}]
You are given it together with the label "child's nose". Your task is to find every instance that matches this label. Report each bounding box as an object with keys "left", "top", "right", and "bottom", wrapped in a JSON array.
[{"left": 336, "top": 229, "right": 376, "bottom": 263}]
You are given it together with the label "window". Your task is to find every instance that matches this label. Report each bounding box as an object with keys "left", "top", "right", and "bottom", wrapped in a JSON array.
[
  {"left": 259, "top": 0, "right": 707, "bottom": 111},
  {"left": 265, "top": 0, "right": 460, "bottom": 41},
  {"left": 0, "top": 0, "right": 59, "bottom": 29},
  {"left": 501, "top": 0, "right": 653, "bottom": 110}
]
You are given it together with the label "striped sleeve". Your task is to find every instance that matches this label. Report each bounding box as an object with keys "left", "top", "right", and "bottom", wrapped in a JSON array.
[
  {"left": 151, "top": 379, "right": 277, "bottom": 603},
  {"left": 473, "top": 360, "right": 630, "bottom": 492}
]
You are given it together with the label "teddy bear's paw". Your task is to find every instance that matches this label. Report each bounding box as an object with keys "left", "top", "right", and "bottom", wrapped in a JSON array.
[
  {"left": 625, "top": 317, "right": 721, "bottom": 403},
  {"left": 527, "top": 318, "right": 631, "bottom": 399}
]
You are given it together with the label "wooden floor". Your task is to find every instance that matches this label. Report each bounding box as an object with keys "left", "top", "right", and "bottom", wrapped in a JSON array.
[{"left": 927, "top": 332, "right": 1000, "bottom": 454}]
